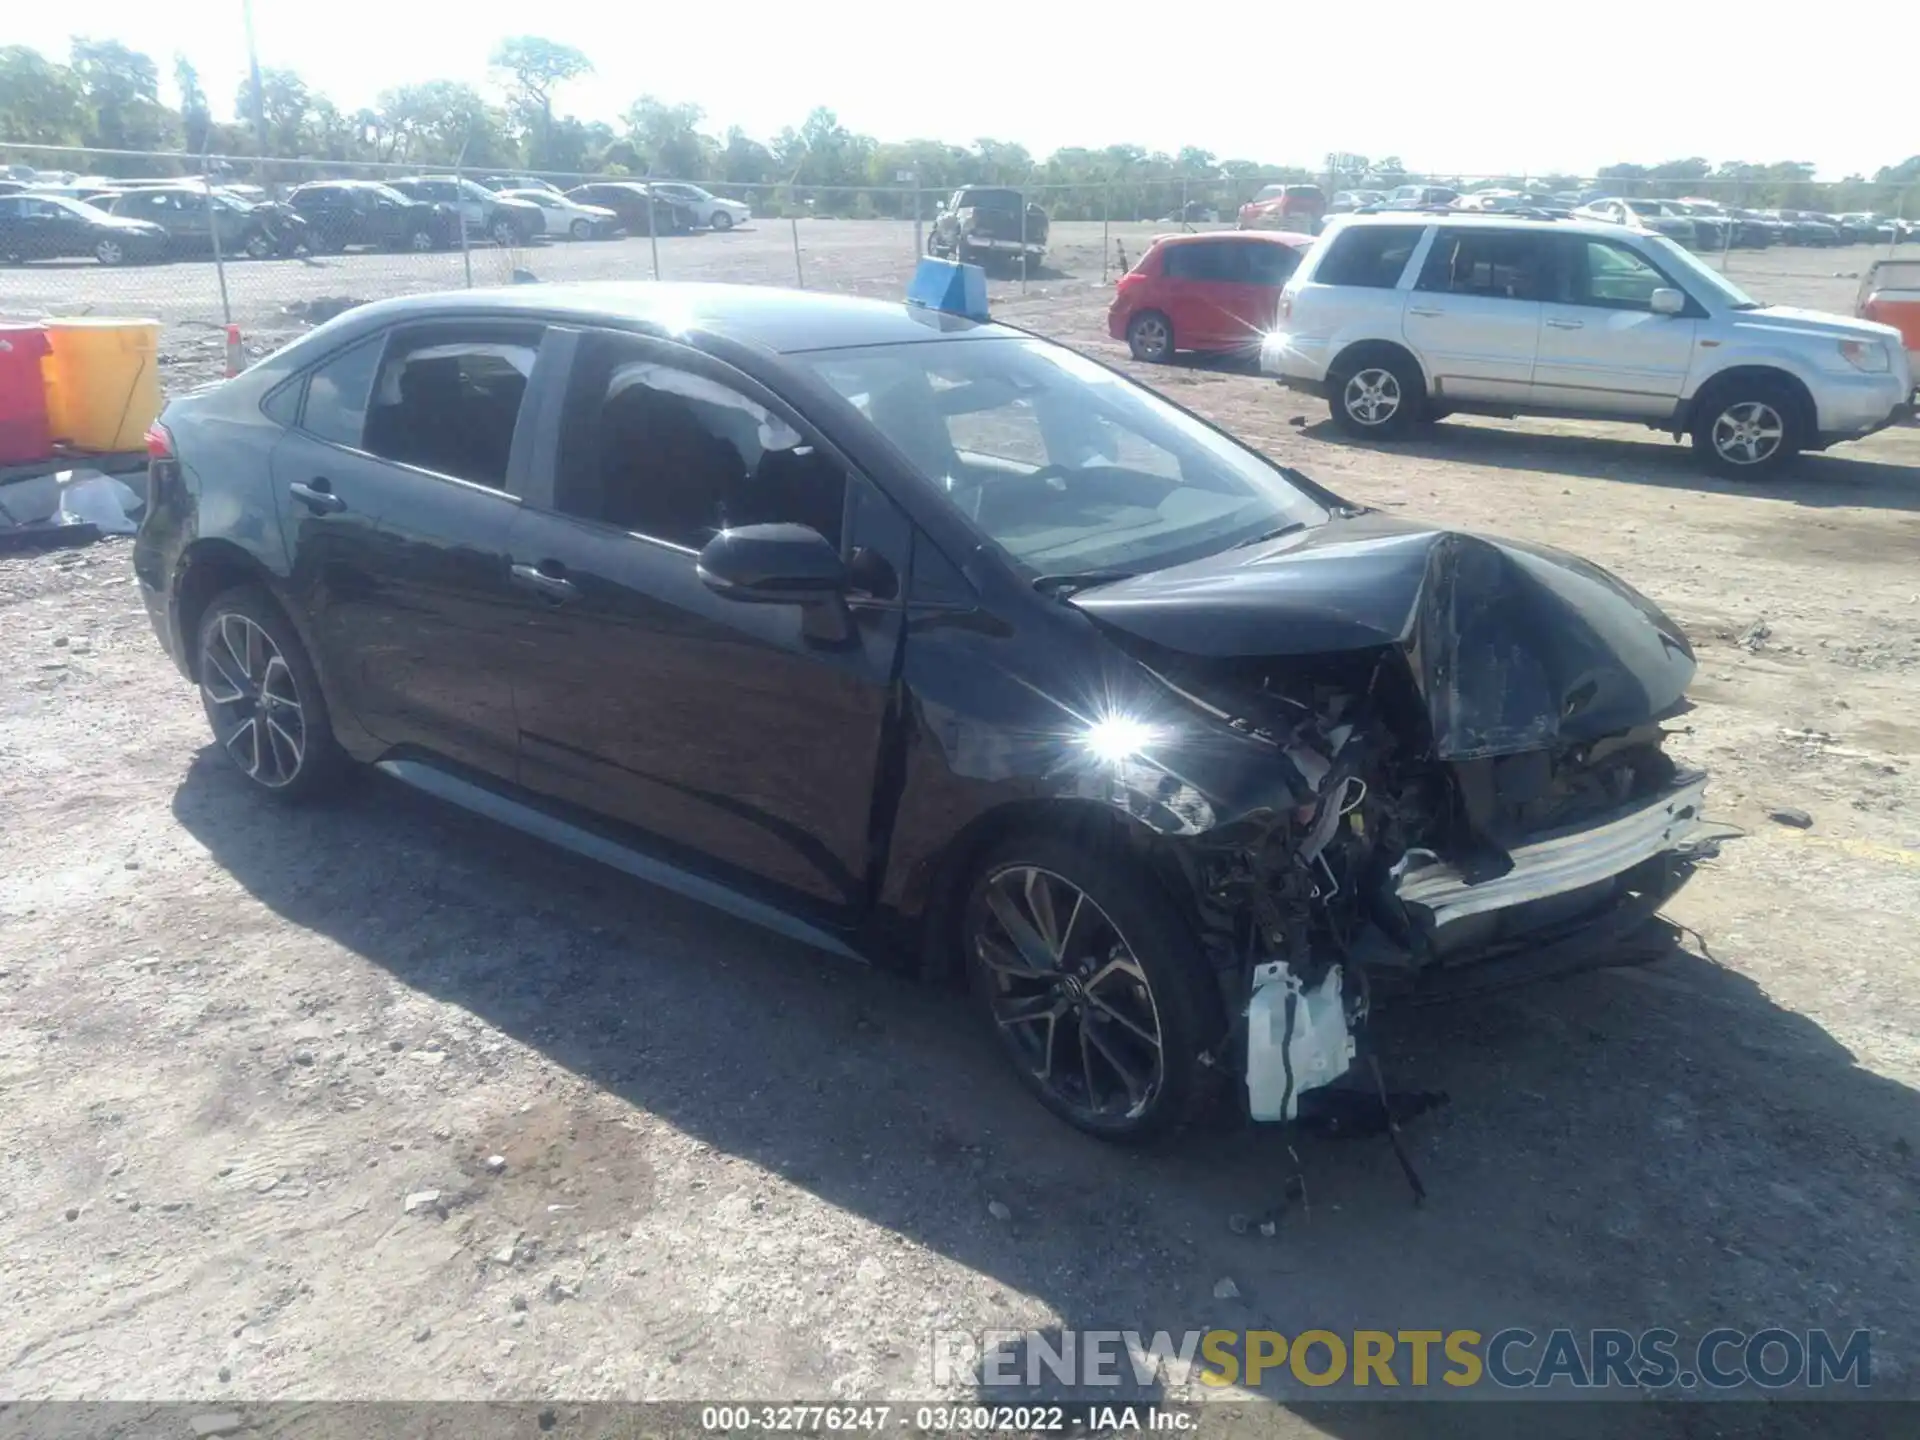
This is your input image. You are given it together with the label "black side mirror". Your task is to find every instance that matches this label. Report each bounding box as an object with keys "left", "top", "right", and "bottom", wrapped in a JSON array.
[{"left": 698, "top": 523, "right": 848, "bottom": 605}]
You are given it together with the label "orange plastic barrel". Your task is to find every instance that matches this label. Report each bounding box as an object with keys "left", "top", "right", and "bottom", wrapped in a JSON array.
[
  {"left": 0, "top": 323, "right": 53, "bottom": 465},
  {"left": 41, "top": 317, "right": 163, "bottom": 453}
]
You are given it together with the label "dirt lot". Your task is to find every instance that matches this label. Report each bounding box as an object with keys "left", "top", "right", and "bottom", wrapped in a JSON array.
[{"left": 4, "top": 223, "right": 1920, "bottom": 1429}]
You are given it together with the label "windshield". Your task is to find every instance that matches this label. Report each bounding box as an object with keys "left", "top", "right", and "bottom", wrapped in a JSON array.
[
  {"left": 1643, "top": 235, "right": 1761, "bottom": 309},
  {"left": 1622, "top": 199, "right": 1664, "bottom": 217},
  {"left": 800, "top": 337, "right": 1329, "bottom": 577}
]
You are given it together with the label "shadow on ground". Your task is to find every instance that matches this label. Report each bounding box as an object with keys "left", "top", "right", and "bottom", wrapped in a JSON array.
[
  {"left": 171, "top": 754, "right": 1920, "bottom": 1433},
  {"left": 1300, "top": 418, "right": 1920, "bottom": 512}
]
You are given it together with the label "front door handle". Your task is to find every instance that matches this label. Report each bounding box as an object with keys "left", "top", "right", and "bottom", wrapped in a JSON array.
[
  {"left": 289, "top": 479, "right": 346, "bottom": 514},
  {"left": 511, "top": 561, "right": 579, "bottom": 602},
  {"left": 1546, "top": 317, "right": 1585, "bottom": 330},
  {"left": 1407, "top": 305, "right": 1444, "bottom": 317}
]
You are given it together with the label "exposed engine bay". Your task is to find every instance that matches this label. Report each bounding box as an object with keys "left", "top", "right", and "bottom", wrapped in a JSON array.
[{"left": 1139, "top": 643, "right": 1712, "bottom": 1129}]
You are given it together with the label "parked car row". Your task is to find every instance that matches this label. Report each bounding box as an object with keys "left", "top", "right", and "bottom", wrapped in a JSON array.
[
  {"left": 1105, "top": 208, "right": 1911, "bottom": 477},
  {"left": 0, "top": 172, "right": 756, "bottom": 266}
]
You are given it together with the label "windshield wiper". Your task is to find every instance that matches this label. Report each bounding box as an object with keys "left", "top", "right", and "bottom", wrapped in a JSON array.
[
  {"left": 1032, "top": 571, "right": 1135, "bottom": 598},
  {"left": 1231, "top": 521, "right": 1308, "bottom": 550}
]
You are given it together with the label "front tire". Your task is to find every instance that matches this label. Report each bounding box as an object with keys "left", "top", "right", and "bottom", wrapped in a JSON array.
[
  {"left": 95, "top": 238, "right": 127, "bottom": 266},
  {"left": 711, "top": 210, "right": 734, "bottom": 231},
  {"left": 1329, "top": 348, "right": 1423, "bottom": 438},
  {"left": 1691, "top": 377, "right": 1803, "bottom": 477},
  {"left": 490, "top": 218, "right": 517, "bottom": 246},
  {"left": 1126, "top": 309, "right": 1175, "bottom": 363},
  {"left": 195, "top": 587, "right": 346, "bottom": 802},
  {"left": 963, "top": 831, "right": 1219, "bottom": 1143},
  {"left": 569, "top": 218, "right": 591, "bottom": 241}
]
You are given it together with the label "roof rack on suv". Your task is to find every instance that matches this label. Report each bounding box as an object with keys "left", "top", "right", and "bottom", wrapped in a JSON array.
[{"left": 1349, "top": 205, "right": 1568, "bottom": 221}]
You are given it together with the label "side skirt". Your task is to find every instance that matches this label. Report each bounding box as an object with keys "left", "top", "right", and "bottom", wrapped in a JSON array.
[{"left": 375, "top": 759, "right": 870, "bottom": 966}]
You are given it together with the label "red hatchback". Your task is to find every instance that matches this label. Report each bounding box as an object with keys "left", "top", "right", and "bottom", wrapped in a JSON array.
[{"left": 1108, "top": 231, "right": 1313, "bottom": 363}]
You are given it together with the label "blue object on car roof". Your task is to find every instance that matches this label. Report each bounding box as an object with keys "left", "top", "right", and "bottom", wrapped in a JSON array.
[{"left": 906, "top": 257, "right": 989, "bottom": 322}]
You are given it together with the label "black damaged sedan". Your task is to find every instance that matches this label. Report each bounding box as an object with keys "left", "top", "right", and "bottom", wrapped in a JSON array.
[{"left": 133, "top": 283, "right": 1714, "bottom": 1142}]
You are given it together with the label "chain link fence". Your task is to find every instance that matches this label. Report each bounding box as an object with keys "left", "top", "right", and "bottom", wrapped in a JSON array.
[{"left": 4, "top": 143, "right": 1915, "bottom": 358}]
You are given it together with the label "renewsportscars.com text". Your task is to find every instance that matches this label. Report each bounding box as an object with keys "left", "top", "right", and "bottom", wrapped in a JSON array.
[{"left": 932, "top": 1327, "right": 1872, "bottom": 1391}]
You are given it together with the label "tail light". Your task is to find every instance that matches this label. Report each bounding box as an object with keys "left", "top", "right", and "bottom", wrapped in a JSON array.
[
  {"left": 1279, "top": 292, "right": 1293, "bottom": 322},
  {"left": 145, "top": 421, "right": 175, "bottom": 461}
]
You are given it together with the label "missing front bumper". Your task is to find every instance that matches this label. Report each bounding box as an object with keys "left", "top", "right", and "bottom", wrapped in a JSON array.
[{"left": 1392, "top": 771, "right": 1711, "bottom": 930}]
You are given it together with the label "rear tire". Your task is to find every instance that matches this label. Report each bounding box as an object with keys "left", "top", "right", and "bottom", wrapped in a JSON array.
[
  {"left": 194, "top": 587, "right": 347, "bottom": 803},
  {"left": 1690, "top": 376, "right": 1803, "bottom": 478},
  {"left": 1329, "top": 347, "right": 1423, "bottom": 438},
  {"left": 1126, "top": 309, "right": 1175, "bottom": 363},
  {"left": 963, "top": 831, "right": 1220, "bottom": 1143}
]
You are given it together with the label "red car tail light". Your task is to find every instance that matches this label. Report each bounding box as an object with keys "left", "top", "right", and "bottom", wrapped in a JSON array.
[{"left": 145, "top": 421, "right": 175, "bottom": 461}]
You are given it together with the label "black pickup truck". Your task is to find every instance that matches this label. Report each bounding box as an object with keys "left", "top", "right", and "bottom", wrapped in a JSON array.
[{"left": 928, "top": 186, "right": 1049, "bottom": 270}]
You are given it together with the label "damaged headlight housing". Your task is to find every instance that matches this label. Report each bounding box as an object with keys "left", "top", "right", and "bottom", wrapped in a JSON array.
[{"left": 1838, "top": 338, "right": 1891, "bottom": 373}]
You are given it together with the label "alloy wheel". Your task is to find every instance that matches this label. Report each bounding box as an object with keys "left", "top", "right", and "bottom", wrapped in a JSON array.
[
  {"left": 1129, "top": 314, "right": 1171, "bottom": 361},
  {"left": 1710, "top": 401, "right": 1785, "bottom": 467},
  {"left": 974, "top": 865, "right": 1164, "bottom": 1123},
  {"left": 712, "top": 211, "right": 734, "bottom": 231},
  {"left": 95, "top": 239, "right": 124, "bottom": 266},
  {"left": 1343, "top": 367, "right": 1402, "bottom": 426},
  {"left": 409, "top": 229, "right": 435, "bottom": 251},
  {"left": 201, "top": 612, "right": 307, "bottom": 788}
]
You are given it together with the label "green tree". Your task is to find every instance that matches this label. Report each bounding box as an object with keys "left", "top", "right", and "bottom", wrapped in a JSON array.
[
  {"left": 71, "top": 37, "right": 176, "bottom": 154},
  {"left": 0, "top": 45, "right": 88, "bottom": 145},
  {"left": 491, "top": 36, "right": 591, "bottom": 169},
  {"left": 234, "top": 67, "right": 315, "bottom": 157},
  {"left": 623, "top": 96, "right": 714, "bottom": 179}
]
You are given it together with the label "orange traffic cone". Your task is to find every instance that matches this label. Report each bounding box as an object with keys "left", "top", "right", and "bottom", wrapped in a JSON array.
[{"left": 224, "top": 325, "right": 243, "bottom": 379}]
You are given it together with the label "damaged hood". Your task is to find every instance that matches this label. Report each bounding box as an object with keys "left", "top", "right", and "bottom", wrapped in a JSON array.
[{"left": 1072, "top": 512, "right": 1695, "bottom": 760}]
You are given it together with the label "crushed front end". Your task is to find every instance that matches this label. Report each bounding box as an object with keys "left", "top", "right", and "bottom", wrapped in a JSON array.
[{"left": 1076, "top": 522, "right": 1724, "bottom": 1125}]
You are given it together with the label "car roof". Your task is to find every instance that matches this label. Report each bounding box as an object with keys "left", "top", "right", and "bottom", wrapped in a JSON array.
[
  {"left": 1154, "top": 230, "right": 1312, "bottom": 248},
  {"left": 316, "top": 282, "right": 1017, "bottom": 356},
  {"left": 1330, "top": 210, "right": 1647, "bottom": 240}
]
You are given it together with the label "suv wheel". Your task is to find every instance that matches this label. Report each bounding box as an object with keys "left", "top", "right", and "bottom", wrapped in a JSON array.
[
  {"left": 1692, "top": 379, "right": 1802, "bottom": 477},
  {"left": 195, "top": 587, "right": 346, "bottom": 802},
  {"left": 1330, "top": 350, "right": 1422, "bottom": 438},
  {"left": 962, "top": 833, "right": 1219, "bottom": 1143},
  {"left": 1126, "top": 310, "right": 1175, "bottom": 363}
]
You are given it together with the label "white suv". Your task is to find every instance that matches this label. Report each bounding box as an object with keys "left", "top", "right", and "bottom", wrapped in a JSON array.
[{"left": 1260, "top": 213, "right": 1913, "bottom": 475}]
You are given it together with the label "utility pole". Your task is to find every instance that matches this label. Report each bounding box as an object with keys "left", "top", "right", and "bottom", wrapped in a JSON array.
[{"left": 242, "top": 0, "right": 273, "bottom": 184}]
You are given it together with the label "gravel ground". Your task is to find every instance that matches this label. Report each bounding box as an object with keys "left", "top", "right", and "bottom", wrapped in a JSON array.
[{"left": 3, "top": 225, "right": 1919, "bottom": 1431}]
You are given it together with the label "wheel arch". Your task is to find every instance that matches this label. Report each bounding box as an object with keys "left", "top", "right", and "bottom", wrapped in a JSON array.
[
  {"left": 172, "top": 540, "right": 304, "bottom": 684},
  {"left": 1327, "top": 337, "right": 1427, "bottom": 392},
  {"left": 1674, "top": 363, "right": 1817, "bottom": 440},
  {"left": 913, "top": 797, "right": 1204, "bottom": 985}
]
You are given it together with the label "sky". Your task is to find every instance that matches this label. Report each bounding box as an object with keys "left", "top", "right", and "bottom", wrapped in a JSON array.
[{"left": 9, "top": 0, "right": 1908, "bottom": 179}]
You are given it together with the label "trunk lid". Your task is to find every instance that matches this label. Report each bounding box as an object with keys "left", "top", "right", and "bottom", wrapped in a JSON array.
[{"left": 1070, "top": 512, "right": 1695, "bottom": 760}]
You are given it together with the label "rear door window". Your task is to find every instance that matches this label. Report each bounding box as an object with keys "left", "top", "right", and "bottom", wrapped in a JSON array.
[
  {"left": 361, "top": 332, "right": 542, "bottom": 489},
  {"left": 1162, "top": 244, "right": 1239, "bottom": 282},
  {"left": 1244, "top": 242, "right": 1303, "bottom": 286},
  {"left": 1416, "top": 229, "right": 1549, "bottom": 299},
  {"left": 1314, "top": 225, "right": 1425, "bottom": 288}
]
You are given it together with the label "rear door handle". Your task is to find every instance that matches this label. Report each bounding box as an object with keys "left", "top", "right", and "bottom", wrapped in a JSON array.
[
  {"left": 289, "top": 479, "right": 346, "bottom": 514},
  {"left": 511, "top": 561, "right": 580, "bottom": 602},
  {"left": 1546, "top": 317, "right": 1585, "bottom": 330},
  {"left": 1407, "top": 305, "right": 1444, "bottom": 317}
]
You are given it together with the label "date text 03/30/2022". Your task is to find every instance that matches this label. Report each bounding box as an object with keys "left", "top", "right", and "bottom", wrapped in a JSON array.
[{"left": 699, "top": 1406, "right": 1193, "bottom": 1432}]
